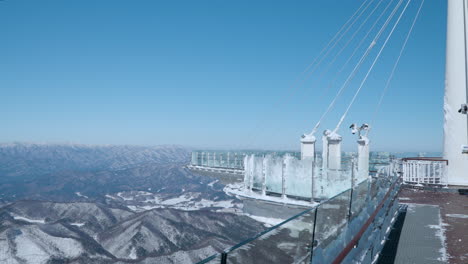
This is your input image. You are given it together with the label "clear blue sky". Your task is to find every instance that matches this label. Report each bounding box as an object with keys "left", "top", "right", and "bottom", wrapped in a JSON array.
[{"left": 0, "top": 0, "right": 446, "bottom": 152}]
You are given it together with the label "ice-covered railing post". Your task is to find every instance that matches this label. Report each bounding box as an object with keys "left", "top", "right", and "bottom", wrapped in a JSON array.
[
  {"left": 322, "top": 129, "right": 342, "bottom": 182},
  {"left": 261, "top": 155, "right": 267, "bottom": 196},
  {"left": 243, "top": 155, "right": 254, "bottom": 193},
  {"left": 300, "top": 133, "right": 316, "bottom": 201}
]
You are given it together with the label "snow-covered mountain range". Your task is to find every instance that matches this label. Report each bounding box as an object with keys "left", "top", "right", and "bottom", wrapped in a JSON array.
[{"left": 0, "top": 143, "right": 264, "bottom": 263}]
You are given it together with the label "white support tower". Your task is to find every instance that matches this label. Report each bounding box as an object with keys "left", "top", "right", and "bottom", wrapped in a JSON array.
[
  {"left": 444, "top": 0, "right": 468, "bottom": 186},
  {"left": 322, "top": 130, "right": 342, "bottom": 180}
]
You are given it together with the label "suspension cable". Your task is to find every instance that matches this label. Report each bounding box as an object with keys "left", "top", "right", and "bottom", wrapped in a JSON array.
[
  {"left": 307, "top": 0, "right": 405, "bottom": 137},
  {"left": 243, "top": 0, "right": 374, "bottom": 148},
  {"left": 299, "top": 0, "right": 377, "bottom": 83},
  {"left": 317, "top": 0, "right": 397, "bottom": 102},
  {"left": 311, "top": 0, "right": 386, "bottom": 90},
  {"left": 333, "top": 0, "right": 413, "bottom": 133},
  {"left": 367, "top": 0, "right": 425, "bottom": 136},
  {"left": 300, "top": 0, "right": 374, "bottom": 75}
]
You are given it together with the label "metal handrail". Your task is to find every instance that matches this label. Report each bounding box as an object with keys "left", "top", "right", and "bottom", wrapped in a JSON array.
[{"left": 401, "top": 157, "right": 448, "bottom": 165}]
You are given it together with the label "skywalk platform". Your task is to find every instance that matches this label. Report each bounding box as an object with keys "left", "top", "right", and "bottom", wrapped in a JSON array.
[
  {"left": 395, "top": 187, "right": 468, "bottom": 264},
  {"left": 394, "top": 204, "right": 446, "bottom": 264}
]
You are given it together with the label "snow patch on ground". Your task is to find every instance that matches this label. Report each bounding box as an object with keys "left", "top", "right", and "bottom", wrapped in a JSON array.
[
  {"left": 107, "top": 191, "right": 240, "bottom": 212},
  {"left": 208, "top": 180, "right": 219, "bottom": 188},
  {"left": 129, "top": 246, "right": 137, "bottom": 259},
  {"left": 446, "top": 213, "right": 468, "bottom": 219},
  {"left": 117, "top": 192, "right": 134, "bottom": 201},
  {"left": 14, "top": 227, "right": 84, "bottom": 263},
  {"left": 70, "top": 222, "right": 85, "bottom": 227},
  {"left": 245, "top": 214, "right": 285, "bottom": 227},
  {"left": 13, "top": 215, "right": 46, "bottom": 224},
  {"left": 75, "top": 192, "right": 88, "bottom": 199},
  {"left": 427, "top": 210, "right": 449, "bottom": 262}
]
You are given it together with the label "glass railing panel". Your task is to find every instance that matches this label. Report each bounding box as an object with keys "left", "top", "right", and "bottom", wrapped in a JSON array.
[
  {"left": 350, "top": 179, "right": 369, "bottom": 219},
  {"left": 219, "top": 153, "right": 227, "bottom": 167},
  {"left": 213, "top": 152, "right": 220, "bottom": 167},
  {"left": 225, "top": 209, "right": 316, "bottom": 264},
  {"left": 284, "top": 156, "right": 313, "bottom": 199},
  {"left": 312, "top": 189, "right": 352, "bottom": 262},
  {"left": 252, "top": 156, "right": 264, "bottom": 190},
  {"left": 201, "top": 152, "right": 208, "bottom": 166},
  {"left": 264, "top": 155, "right": 283, "bottom": 194},
  {"left": 313, "top": 169, "right": 353, "bottom": 199}
]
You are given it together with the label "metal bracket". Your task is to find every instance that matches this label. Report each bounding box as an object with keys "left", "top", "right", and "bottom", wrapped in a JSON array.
[
  {"left": 462, "top": 145, "right": 468, "bottom": 154},
  {"left": 459, "top": 104, "right": 468, "bottom": 114}
]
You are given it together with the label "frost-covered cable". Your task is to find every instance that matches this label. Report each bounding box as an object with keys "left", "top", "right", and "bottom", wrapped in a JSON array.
[
  {"left": 333, "top": 0, "right": 413, "bottom": 134},
  {"left": 318, "top": 0, "right": 397, "bottom": 100},
  {"left": 367, "top": 0, "right": 425, "bottom": 136},
  {"left": 300, "top": 0, "right": 373, "bottom": 75},
  {"left": 313, "top": 0, "right": 386, "bottom": 86},
  {"left": 307, "top": 0, "right": 405, "bottom": 137},
  {"left": 300, "top": 0, "right": 377, "bottom": 83},
  {"left": 243, "top": 0, "right": 373, "bottom": 149}
]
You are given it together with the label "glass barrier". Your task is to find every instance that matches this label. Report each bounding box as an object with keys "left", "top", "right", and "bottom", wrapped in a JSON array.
[
  {"left": 225, "top": 209, "right": 316, "bottom": 264},
  {"left": 252, "top": 156, "right": 264, "bottom": 190},
  {"left": 284, "top": 156, "right": 313, "bottom": 199},
  {"left": 350, "top": 179, "right": 369, "bottom": 219},
  {"left": 196, "top": 165, "right": 400, "bottom": 264},
  {"left": 312, "top": 189, "right": 352, "bottom": 262},
  {"left": 264, "top": 155, "right": 283, "bottom": 194}
]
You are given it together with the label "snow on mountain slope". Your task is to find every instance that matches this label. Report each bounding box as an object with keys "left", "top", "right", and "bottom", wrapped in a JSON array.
[
  {"left": 106, "top": 190, "right": 242, "bottom": 212},
  {"left": 98, "top": 208, "right": 264, "bottom": 261},
  {"left": 0, "top": 200, "right": 264, "bottom": 263},
  {"left": 5, "top": 201, "right": 134, "bottom": 236}
]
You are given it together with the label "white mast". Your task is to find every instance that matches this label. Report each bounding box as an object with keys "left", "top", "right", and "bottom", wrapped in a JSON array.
[{"left": 444, "top": 0, "right": 468, "bottom": 185}]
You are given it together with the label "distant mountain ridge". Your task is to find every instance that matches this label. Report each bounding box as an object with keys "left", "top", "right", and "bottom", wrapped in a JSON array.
[
  {"left": 0, "top": 143, "right": 190, "bottom": 179},
  {"left": 0, "top": 143, "right": 198, "bottom": 202}
]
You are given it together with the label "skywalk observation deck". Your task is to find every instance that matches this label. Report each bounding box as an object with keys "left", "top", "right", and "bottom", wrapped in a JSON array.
[{"left": 197, "top": 162, "right": 402, "bottom": 264}]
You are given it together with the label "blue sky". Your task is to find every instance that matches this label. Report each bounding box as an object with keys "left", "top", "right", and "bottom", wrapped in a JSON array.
[{"left": 0, "top": 0, "right": 446, "bottom": 152}]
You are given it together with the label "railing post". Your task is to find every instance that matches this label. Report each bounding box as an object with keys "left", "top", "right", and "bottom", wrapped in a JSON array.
[
  {"left": 282, "top": 158, "right": 286, "bottom": 199},
  {"left": 221, "top": 252, "right": 227, "bottom": 264},
  {"left": 348, "top": 160, "right": 355, "bottom": 221},
  {"left": 402, "top": 162, "right": 406, "bottom": 182},
  {"left": 311, "top": 159, "right": 315, "bottom": 202},
  {"left": 262, "top": 156, "right": 267, "bottom": 196},
  {"left": 310, "top": 208, "right": 319, "bottom": 264},
  {"left": 249, "top": 156, "right": 254, "bottom": 193}
]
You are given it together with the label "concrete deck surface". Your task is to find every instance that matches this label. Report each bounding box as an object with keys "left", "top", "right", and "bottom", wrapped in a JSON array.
[
  {"left": 398, "top": 187, "right": 468, "bottom": 264},
  {"left": 394, "top": 204, "right": 446, "bottom": 264}
]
